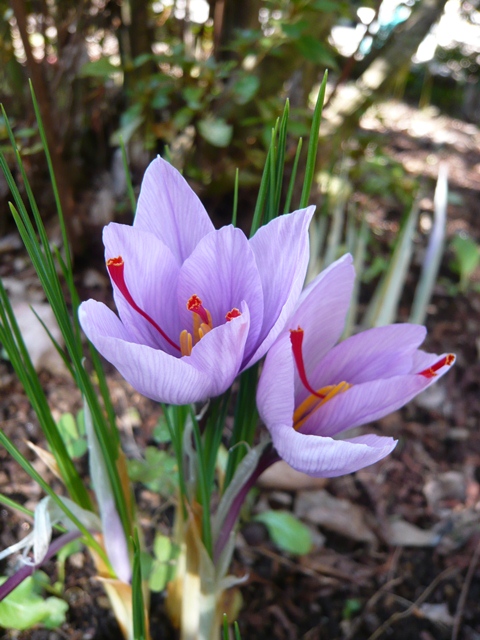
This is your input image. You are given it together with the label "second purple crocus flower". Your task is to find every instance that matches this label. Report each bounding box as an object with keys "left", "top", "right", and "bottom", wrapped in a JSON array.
[
  {"left": 257, "top": 254, "right": 455, "bottom": 477},
  {"left": 79, "top": 157, "right": 315, "bottom": 405}
]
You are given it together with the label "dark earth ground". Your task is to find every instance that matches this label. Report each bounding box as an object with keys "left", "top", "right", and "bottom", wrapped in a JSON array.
[{"left": 1, "top": 100, "right": 480, "bottom": 639}]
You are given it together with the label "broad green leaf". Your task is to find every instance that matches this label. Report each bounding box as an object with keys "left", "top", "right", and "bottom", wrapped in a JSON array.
[
  {"left": 255, "top": 510, "right": 312, "bottom": 555},
  {"left": 312, "top": 0, "right": 342, "bottom": 11},
  {"left": 127, "top": 447, "right": 177, "bottom": 494},
  {"left": 295, "top": 36, "right": 338, "bottom": 68},
  {"left": 149, "top": 534, "right": 177, "bottom": 592},
  {"left": 281, "top": 20, "right": 309, "bottom": 39},
  {"left": 198, "top": 118, "right": 233, "bottom": 148},
  {"left": 56, "top": 411, "right": 87, "bottom": 459},
  {"left": 450, "top": 234, "right": 480, "bottom": 291},
  {"left": 231, "top": 76, "right": 260, "bottom": 105},
  {"left": 79, "top": 57, "right": 120, "bottom": 78},
  {"left": 0, "top": 573, "right": 68, "bottom": 630},
  {"left": 153, "top": 416, "right": 171, "bottom": 444}
]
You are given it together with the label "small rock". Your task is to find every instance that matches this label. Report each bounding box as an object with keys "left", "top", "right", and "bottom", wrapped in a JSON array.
[
  {"left": 424, "top": 471, "right": 467, "bottom": 512},
  {"left": 385, "top": 517, "right": 439, "bottom": 547},
  {"left": 259, "top": 460, "right": 328, "bottom": 491},
  {"left": 11, "top": 300, "right": 67, "bottom": 376},
  {"left": 295, "top": 490, "right": 377, "bottom": 544}
]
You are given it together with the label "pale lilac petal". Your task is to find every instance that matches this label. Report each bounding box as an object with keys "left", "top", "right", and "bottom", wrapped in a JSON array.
[
  {"left": 103, "top": 223, "right": 181, "bottom": 355},
  {"left": 79, "top": 300, "right": 250, "bottom": 404},
  {"left": 134, "top": 157, "right": 214, "bottom": 263},
  {"left": 268, "top": 423, "right": 397, "bottom": 477},
  {"left": 288, "top": 254, "right": 355, "bottom": 397},
  {"left": 245, "top": 206, "right": 315, "bottom": 365},
  {"left": 307, "top": 324, "right": 427, "bottom": 392},
  {"left": 256, "top": 332, "right": 295, "bottom": 429},
  {"left": 300, "top": 368, "right": 450, "bottom": 438},
  {"left": 80, "top": 300, "right": 133, "bottom": 342},
  {"left": 177, "top": 226, "right": 264, "bottom": 359}
]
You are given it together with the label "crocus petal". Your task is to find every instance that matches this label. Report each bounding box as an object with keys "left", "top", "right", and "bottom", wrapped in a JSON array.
[
  {"left": 300, "top": 365, "right": 450, "bottom": 438},
  {"left": 307, "top": 323, "right": 427, "bottom": 391},
  {"left": 134, "top": 157, "right": 214, "bottom": 263},
  {"left": 103, "top": 223, "right": 181, "bottom": 355},
  {"left": 79, "top": 300, "right": 250, "bottom": 404},
  {"left": 288, "top": 254, "right": 355, "bottom": 397},
  {"left": 245, "top": 206, "right": 315, "bottom": 366},
  {"left": 256, "top": 331, "right": 295, "bottom": 430},
  {"left": 268, "top": 423, "right": 397, "bottom": 477},
  {"left": 177, "top": 225, "right": 264, "bottom": 358}
]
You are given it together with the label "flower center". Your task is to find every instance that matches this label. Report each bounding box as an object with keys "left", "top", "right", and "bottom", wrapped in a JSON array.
[
  {"left": 290, "top": 328, "right": 350, "bottom": 432},
  {"left": 107, "top": 256, "right": 242, "bottom": 357}
]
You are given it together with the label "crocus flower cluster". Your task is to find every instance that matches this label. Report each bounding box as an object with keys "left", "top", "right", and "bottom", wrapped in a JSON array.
[
  {"left": 79, "top": 157, "right": 314, "bottom": 405},
  {"left": 80, "top": 159, "right": 455, "bottom": 478}
]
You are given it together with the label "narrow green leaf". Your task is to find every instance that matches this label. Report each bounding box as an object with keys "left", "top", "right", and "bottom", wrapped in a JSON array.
[
  {"left": 283, "top": 137, "right": 302, "bottom": 214},
  {"left": 29, "top": 81, "right": 73, "bottom": 274},
  {"left": 232, "top": 168, "right": 239, "bottom": 227},
  {"left": 0, "top": 430, "right": 109, "bottom": 567},
  {"left": 299, "top": 70, "right": 328, "bottom": 209},
  {"left": 132, "top": 531, "right": 146, "bottom": 640},
  {"left": 120, "top": 136, "right": 137, "bottom": 216}
]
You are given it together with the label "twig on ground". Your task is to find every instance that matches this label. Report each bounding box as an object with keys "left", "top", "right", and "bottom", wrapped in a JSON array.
[
  {"left": 451, "top": 536, "right": 480, "bottom": 640},
  {"left": 365, "top": 566, "right": 460, "bottom": 640}
]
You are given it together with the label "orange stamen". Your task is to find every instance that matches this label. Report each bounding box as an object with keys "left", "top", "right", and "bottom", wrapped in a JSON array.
[
  {"left": 418, "top": 354, "right": 455, "bottom": 378},
  {"left": 180, "top": 330, "right": 192, "bottom": 357},
  {"left": 294, "top": 382, "right": 351, "bottom": 432},
  {"left": 198, "top": 323, "right": 212, "bottom": 339},
  {"left": 290, "top": 327, "right": 350, "bottom": 432},
  {"left": 106, "top": 256, "right": 180, "bottom": 352}
]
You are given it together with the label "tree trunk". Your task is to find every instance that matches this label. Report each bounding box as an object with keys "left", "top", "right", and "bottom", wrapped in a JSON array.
[
  {"left": 323, "top": 0, "right": 450, "bottom": 137},
  {"left": 10, "top": 0, "right": 80, "bottom": 254}
]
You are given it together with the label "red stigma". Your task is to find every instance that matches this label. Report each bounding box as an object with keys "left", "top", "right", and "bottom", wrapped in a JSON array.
[
  {"left": 187, "top": 295, "right": 210, "bottom": 325},
  {"left": 419, "top": 353, "right": 455, "bottom": 378},
  {"left": 106, "top": 256, "right": 180, "bottom": 352},
  {"left": 226, "top": 308, "right": 241, "bottom": 322},
  {"left": 290, "top": 328, "right": 325, "bottom": 399}
]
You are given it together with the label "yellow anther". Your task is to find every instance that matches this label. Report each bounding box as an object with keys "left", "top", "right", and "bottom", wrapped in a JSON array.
[
  {"left": 180, "top": 330, "right": 193, "bottom": 357},
  {"left": 198, "top": 323, "right": 212, "bottom": 340},
  {"left": 294, "top": 381, "right": 351, "bottom": 432}
]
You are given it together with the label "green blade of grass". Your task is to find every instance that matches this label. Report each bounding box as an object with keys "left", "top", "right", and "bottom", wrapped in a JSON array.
[
  {"left": 132, "top": 531, "right": 147, "bottom": 640},
  {"left": 29, "top": 81, "right": 73, "bottom": 274},
  {"left": 232, "top": 168, "right": 239, "bottom": 227},
  {"left": 299, "top": 70, "right": 328, "bottom": 210},
  {"left": 0, "top": 429, "right": 110, "bottom": 569},
  {"left": 0, "top": 281, "right": 91, "bottom": 509},
  {"left": 283, "top": 137, "right": 303, "bottom": 214},
  {"left": 120, "top": 136, "right": 137, "bottom": 216}
]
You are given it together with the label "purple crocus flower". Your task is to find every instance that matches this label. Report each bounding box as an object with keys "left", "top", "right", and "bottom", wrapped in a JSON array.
[
  {"left": 79, "top": 157, "right": 315, "bottom": 404},
  {"left": 257, "top": 254, "right": 455, "bottom": 477}
]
